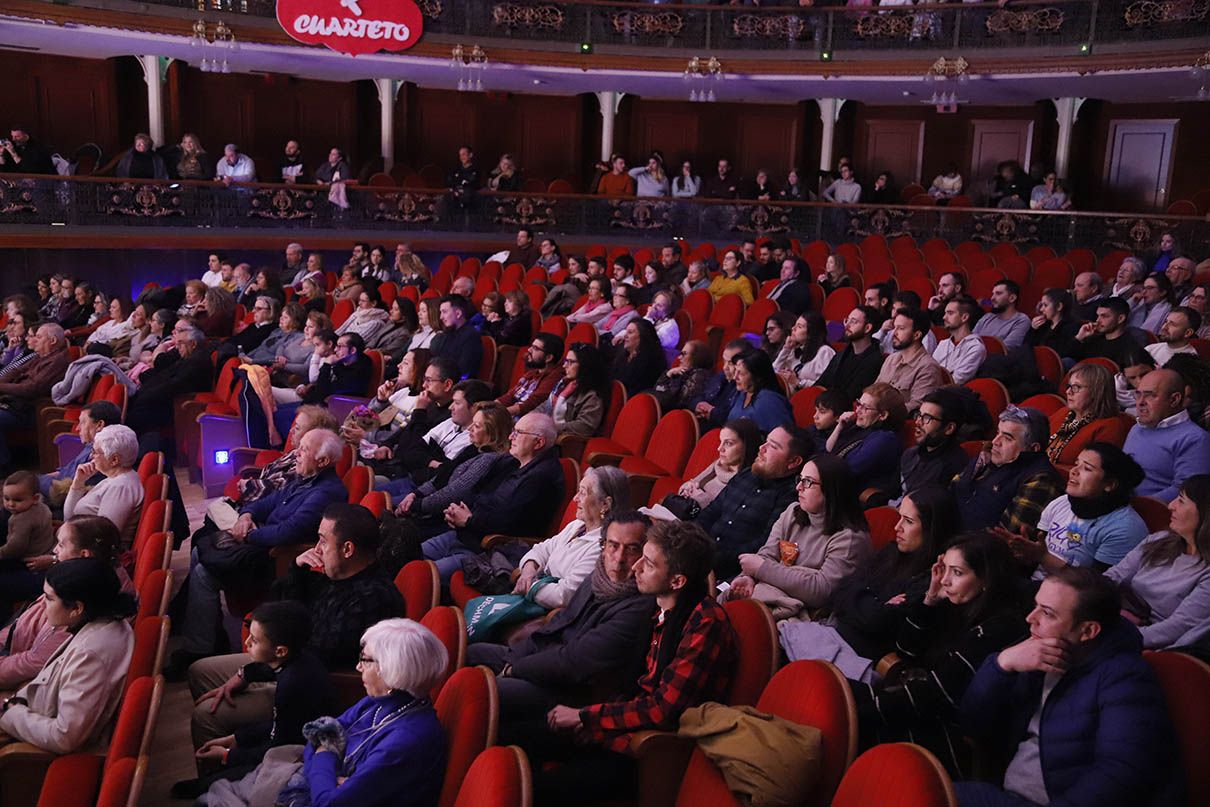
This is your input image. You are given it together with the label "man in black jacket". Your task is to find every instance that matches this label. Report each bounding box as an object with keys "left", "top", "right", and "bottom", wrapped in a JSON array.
[
  {"left": 431, "top": 295, "right": 484, "bottom": 380},
  {"left": 302, "top": 331, "right": 371, "bottom": 403},
  {"left": 369, "top": 356, "right": 458, "bottom": 480},
  {"left": 817, "top": 305, "right": 886, "bottom": 403},
  {"left": 127, "top": 323, "right": 214, "bottom": 431},
  {"left": 468, "top": 511, "right": 656, "bottom": 740},
  {"left": 767, "top": 257, "right": 813, "bottom": 317},
  {"left": 422, "top": 411, "right": 564, "bottom": 580}
]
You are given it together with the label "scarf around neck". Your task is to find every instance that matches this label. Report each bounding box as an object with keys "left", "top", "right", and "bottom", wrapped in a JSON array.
[{"left": 590, "top": 553, "right": 639, "bottom": 601}]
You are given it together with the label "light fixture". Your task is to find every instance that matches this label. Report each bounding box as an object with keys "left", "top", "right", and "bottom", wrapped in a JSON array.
[
  {"left": 921, "top": 57, "right": 970, "bottom": 113},
  {"left": 820, "top": 50, "right": 832, "bottom": 62},
  {"left": 579, "top": 42, "right": 593, "bottom": 54},
  {"left": 683, "top": 56, "right": 722, "bottom": 102},
  {"left": 451, "top": 45, "right": 487, "bottom": 92},
  {"left": 191, "top": 19, "right": 237, "bottom": 73},
  {"left": 214, "top": 450, "right": 230, "bottom": 465},
  {"left": 1079, "top": 43, "right": 1091, "bottom": 55}
]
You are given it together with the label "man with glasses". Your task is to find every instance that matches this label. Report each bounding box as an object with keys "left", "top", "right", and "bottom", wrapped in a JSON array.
[
  {"left": 301, "top": 332, "right": 370, "bottom": 405},
  {"left": 421, "top": 411, "right": 564, "bottom": 580},
  {"left": 127, "top": 323, "right": 213, "bottom": 433},
  {"left": 1123, "top": 368, "right": 1210, "bottom": 502},
  {"left": 369, "top": 356, "right": 459, "bottom": 481},
  {"left": 215, "top": 295, "right": 280, "bottom": 368},
  {"left": 897, "top": 387, "right": 979, "bottom": 503},
  {"left": 498, "top": 333, "right": 565, "bottom": 418},
  {"left": 818, "top": 305, "right": 886, "bottom": 403}
]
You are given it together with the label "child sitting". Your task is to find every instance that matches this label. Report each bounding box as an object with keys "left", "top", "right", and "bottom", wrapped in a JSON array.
[
  {"left": 0, "top": 471, "right": 55, "bottom": 604},
  {"left": 807, "top": 388, "right": 852, "bottom": 454}
]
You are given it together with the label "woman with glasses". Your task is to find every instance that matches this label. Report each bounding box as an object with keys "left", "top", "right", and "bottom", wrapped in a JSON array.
[
  {"left": 824, "top": 381, "right": 907, "bottom": 502},
  {"left": 566, "top": 277, "right": 613, "bottom": 328},
  {"left": 651, "top": 339, "right": 715, "bottom": 412},
  {"left": 595, "top": 283, "right": 638, "bottom": 347},
  {"left": 723, "top": 453, "right": 870, "bottom": 620},
  {"left": 1129, "top": 273, "right": 1174, "bottom": 334},
  {"left": 536, "top": 343, "right": 611, "bottom": 438},
  {"left": 1046, "top": 362, "right": 1129, "bottom": 471},
  {"left": 774, "top": 312, "right": 835, "bottom": 392},
  {"left": 725, "top": 349, "right": 794, "bottom": 434}
]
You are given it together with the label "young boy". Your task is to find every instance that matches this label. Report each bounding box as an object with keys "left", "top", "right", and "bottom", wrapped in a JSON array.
[
  {"left": 808, "top": 388, "right": 852, "bottom": 453},
  {"left": 176, "top": 600, "right": 334, "bottom": 800},
  {"left": 0, "top": 471, "right": 54, "bottom": 566}
]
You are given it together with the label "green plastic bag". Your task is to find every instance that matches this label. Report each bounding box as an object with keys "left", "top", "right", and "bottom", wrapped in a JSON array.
[{"left": 464, "top": 575, "right": 557, "bottom": 644}]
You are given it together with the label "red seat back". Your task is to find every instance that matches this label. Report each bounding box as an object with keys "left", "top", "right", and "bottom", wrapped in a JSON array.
[
  {"left": 343, "top": 465, "right": 371, "bottom": 504},
  {"left": 331, "top": 298, "right": 354, "bottom": 328},
  {"left": 791, "top": 386, "right": 825, "bottom": 429},
  {"left": 127, "top": 616, "right": 167, "bottom": 694},
  {"left": 609, "top": 393, "right": 661, "bottom": 457},
  {"left": 1132, "top": 496, "right": 1172, "bottom": 534},
  {"left": 435, "top": 667, "right": 499, "bottom": 807},
  {"left": 420, "top": 606, "right": 467, "bottom": 700},
  {"left": 865, "top": 506, "right": 899, "bottom": 552},
  {"left": 823, "top": 287, "right": 861, "bottom": 324},
  {"left": 721, "top": 599, "right": 778, "bottom": 708},
  {"left": 133, "top": 532, "right": 169, "bottom": 592},
  {"left": 566, "top": 321, "right": 598, "bottom": 349},
  {"left": 96, "top": 756, "right": 139, "bottom": 807},
  {"left": 1033, "top": 346, "right": 1063, "bottom": 389},
  {"left": 682, "top": 428, "right": 722, "bottom": 481},
  {"left": 107, "top": 676, "right": 161, "bottom": 766},
  {"left": 396, "top": 560, "right": 440, "bottom": 622},
  {"left": 601, "top": 381, "right": 627, "bottom": 436},
  {"left": 134, "top": 500, "right": 170, "bottom": 552},
  {"left": 136, "top": 452, "right": 163, "bottom": 482},
  {"left": 1144, "top": 651, "right": 1210, "bottom": 807},
  {"left": 964, "top": 378, "right": 1010, "bottom": 420},
  {"left": 638, "top": 410, "right": 698, "bottom": 477},
  {"left": 453, "top": 746, "right": 532, "bottom": 807},
  {"left": 359, "top": 490, "right": 389, "bottom": 518},
  {"left": 1020, "top": 393, "right": 1067, "bottom": 417},
  {"left": 832, "top": 742, "right": 956, "bottom": 807},
  {"left": 739, "top": 298, "right": 778, "bottom": 334},
  {"left": 708, "top": 294, "right": 745, "bottom": 328}
]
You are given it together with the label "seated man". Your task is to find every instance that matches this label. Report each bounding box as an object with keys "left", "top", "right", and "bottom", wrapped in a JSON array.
[
  {"left": 953, "top": 406, "right": 1064, "bottom": 533},
  {"left": 0, "top": 322, "right": 70, "bottom": 468},
  {"left": 819, "top": 305, "right": 886, "bottom": 404},
  {"left": 876, "top": 309, "right": 948, "bottom": 414},
  {"left": 467, "top": 511, "right": 656, "bottom": 735},
  {"left": 897, "top": 387, "right": 980, "bottom": 503},
  {"left": 213, "top": 295, "right": 280, "bottom": 368},
  {"left": 497, "top": 333, "right": 565, "bottom": 418},
  {"left": 693, "top": 339, "right": 748, "bottom": 429},
  {"left": 1144, "top": 306, "right": 1200, "bottom": 368},
  {"left": 368, "top": 356, "right": 457, "bottom": 482},
  {"left": 537, "top": 520, "right": 737, "bottom": 801},
  {"left": 126, "top": 323, "right": 213, "bottom": 433},
  {"left": 431, "top": 295, "right": 483, "bottom": 380},
  {"left": 184, "top": 502, "right": 404, "bottom": 749},
  {"left": 38, "top": 399, "right": 120, "bottom": 503},
  {"left": 974, "top": 280, "right": 1032, "bottom": 349},
  {"left": 933, "top": 295, "right": 987, "bottom": 386},
  {"left": 302, "top": 332, "right": 370, "bottom": 404},
  {"left": 694, "top": 424, "right": 808, "bottom": 581},
  {"left": 422, "top": 412, "right": 564, "bottom": 580},
  {"left": 1124, "top": 368, "right": 1210, "bottom": 502},
  {"left": 169, "top": 428, "right": 349, "bottom": 673},
  {"left": 956, "top": 568, "right": 1181, "bottom": 807},
  {"left": 1071, "top": 298, "right": 1149, "bottom": 369}
]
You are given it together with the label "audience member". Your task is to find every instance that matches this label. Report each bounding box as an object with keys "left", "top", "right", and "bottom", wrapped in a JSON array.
[
  {"left": 367, "top": 296, "right": 417, "bottom": 359},
  {"left": 38, "top": 399, "right": 120, "bottom": 503},
  {"left": 535, "top": 342, "right": 610, "bottom": 437},
  {"left": 726, "top": 349, "right": 793, "bottom": 433},
  {"left": 672, "top": 418, "right": 761, "bottom": 514},
  {"left": 62, "top": 424, "right": 143, "bottom": 550},
  {"left": 611, "top": 318, "right": 666, "bottom": 396},
  {"left": 215, "top": 143, "right": 256, "bottom": 184},
  {"left": 651, "top": 339, "right": 715, "bottom": 413},
  {"left": 822, "top": 164, "right": 861, "bottom": 203},
  {"left": 1071, "top": 272, "right": 1107, "bottom": 322},
  {"left": 566, "top": 278, "right": 614, "bottom": 327},
  {"left": 929, "top": 165, "right": 963, "bottom": 200},
  {"left": 975, "top": 280, "right": 1032, "bottom": 349},
  {"left": 431, "top": 295, "right": 483, "bottom": 380},
  {"left": 0, "top": 323, "right": 71, "bottom": 468},
  {"left": 926, "top": 272, "right": 968, "bottom": 326},
  {"left": 1146, "top": 306, "right": 1200, "bottom": 366},
  {"left": 824, "top": 382, "right": 907, "bottom": 502},
  {"left": 758, "top": 311, "right": 794, "bottom": 360},
  {"left": 818, "top": 305, "right": 886, "bottom": 402},
  {"left": 1123, "top": 368, "right": 1210, "bottom": 501},
  {"left": 765, "top": 257, "right": 812, "bottom": 316},
  {"left": 1129, "top": 274, "right": 1174, "bottom": 334},
  {"left": 934, "top": 295, "right": 987, "bottom": 385},
  {"left": 817, "top": 254, "right": 852, "bottom": 295},
  {"left": 1150, "top": 231, "right": 1181, "bottom": 275},
  {"left": 898, "top": 387, "right": 976, "bottom": 500},
  {"left": 693, "top": 339, "right": 748, "bottom": 428},
  {"left": 595, "top": 155, "right": 636, "bottom": 196},
  {"left": 708, "top": 250, "right": 755, "bottom": 304},
  {"left": 1044, "top": 361, "right": 1127, "bottom": 468},
  {"left": 498, "top": 333, "right": 565, "bottom": 418},
  {"left": 1028, "top": 287, "right": 1082, "bottom": 360},
  {"left": 876, "top": 309, "right": 949, "bottom": 414},
  {"left": 700, "top": 158, "right": 738, "bottom": 199},
  {"left": 1071, "top": 298, "right": 1149, "bottom": 369},
  {"left": 774, "top": 312, "right": 835, "bottom": 392}
]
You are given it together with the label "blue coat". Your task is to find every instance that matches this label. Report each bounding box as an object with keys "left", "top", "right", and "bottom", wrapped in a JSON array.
[
  {"left": 303, "top": 691, "right": 445, "bottom": 807},
  {"left": 726, "top": 388, "right": 794, "bottom": 434},
  {"left": 240, "top": 467, "right": 347, "bottom": 548},
  {"left": 959, "top": 619, "right": 1182, "bottom": 807}
]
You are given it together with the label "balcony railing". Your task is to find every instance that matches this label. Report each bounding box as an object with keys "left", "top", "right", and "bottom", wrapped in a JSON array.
[
  {"left": 2, "top": 174, "right": 1206, "bottom": 255},
  {"left": 61, "top": 0, "right": 1210, "bottom": 55}
]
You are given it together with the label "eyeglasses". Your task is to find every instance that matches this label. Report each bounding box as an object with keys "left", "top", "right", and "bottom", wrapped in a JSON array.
[
  {"left": 253, "top": 305, "right": 270, "bottom": 311},
  {"left": 422, "top": 375, "right": 444, "bottom": 384},
  {"left": 511, "top": 428, "right": 541, "bottom": 438},
  {"left": 563, "top": 357, "right": 578, "bottom": 365},
  {"left": 854, "top": 401, "right": 878, "bottom": 412},
  {"left": 917, "top": 412, "right": 942, "bottom": 426},
  {"left": 1066, "top": 383, "right": 1086, "bottom": 393},
  {"left": 796, "top": 477, "right": 821, "bottom": 490}
]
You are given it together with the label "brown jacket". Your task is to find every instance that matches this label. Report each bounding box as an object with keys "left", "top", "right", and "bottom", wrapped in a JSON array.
[{"left": 0, "top": 346, "right": 70, "bottom": 403}]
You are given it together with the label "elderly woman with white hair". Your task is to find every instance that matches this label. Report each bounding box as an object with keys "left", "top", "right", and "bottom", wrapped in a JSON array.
[
  {"left": 213, "top": 619, "right": 448, "bottom": 807},
  {"left": 64, "top": 424, "right": 144, "bottom": 550}
]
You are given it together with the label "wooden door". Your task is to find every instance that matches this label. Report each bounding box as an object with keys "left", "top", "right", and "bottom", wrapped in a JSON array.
[
  {"left": 969, "top": 119, "right": 1035, "bottom": 202},
  {"left": 862, "top": 120, "right": 925, "bottom": 186},
  {"left": 1103, "top": 119, "right": 1178, "bottom": 212}
]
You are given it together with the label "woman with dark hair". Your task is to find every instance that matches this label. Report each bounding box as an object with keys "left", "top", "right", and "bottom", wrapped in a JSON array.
[
  {"left": 337, "top": 286, "right": 390, "bottom": 345},
  {"left": 825, "top": 381, "right": 907, "bottom": 498},
  {"left": 774, "top": 312, "right": 835, "bottom": 391},
  {"left": 725, "top": 453, "right": 871, "bottom": 619},
  {"left": 675, "top": 417, "right": 762, "bottom": 511},
  {"left": 853, "top": 531, "right": 1026, "bottom": 775},
  {"left": 760, "top": 310, "right": 796, "bottom": 360},
  {"left": 1027, "top": 287, "right": 1081, "bottom": 359},
  {"left": 1005, "top": 442, "right": 1148, "bottom": 578},
  {"left": 707, "top": 250, "right": 754, "bottom": 304},
  {"left": 410, "top": 298, "right": 441, "bottom": 351},
  {"left": 1106, "top": 475, "right": 1210, "bottom": 649},
  {"left": 57, "top": 278, "right": 90, "bottom": 330},
  {"left": 1129, "top": 273, "right": 1174, "bottom": 333},
  {"left": 538, "top": 343, "right": 611, "bottom": 438},
  {"left": 1150, "top": 231, "right": 1182, "bottom": 275},
  {"left": 536, "top": 237, "right": 563, "bottom": 274},
  {"left": 484, "top": 290, "right": 532, "bottom": 347},
  {"left": 83, "top": 296, "right": 135, "bottom": 355},
  {"left": 611, "top": 318, "right": 666, "bottom": 395},
  {"left": 726, "top": 349, "right": 793, "bottom": 433},
  {"left": 0, "top": 557, "right": 135, "bottom": 754},
  {"left": 194, "top": 286, "right": 237, "bottom": 337},
  {"left": 651, "top": 339, "right": 715, "bottom": 412},
  {"left": 240, "top": 268, "right": 285, "bottom": 308},
  {"left": 331, "top": 265, "right": 365, "bottom": 303},
  {"left": 862, "top": 171, "right": 897, "bottom": 205},
  {"left": 363, "top": 244, "right": 393, "bottom": 284},
  {"left": 367, "top": 296, "right": 418, "bottom": 359},
  {"left": 116, "top": 133, "right": 168, "bottom": 180}
]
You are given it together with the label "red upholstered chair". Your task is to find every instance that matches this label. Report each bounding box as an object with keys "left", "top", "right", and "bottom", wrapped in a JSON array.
[
  {"left": 822, "top": 287, "right": 861, "bottom": 324},
  {"left": 435, "top": 666, "right": 499, "bottom": 807},
  {"left": 136, "top": 451, "right": 163, "bottom": 482},
  {"left": 582, "top": 393, "right": 661, "bottom": 469},
  {"left": 343, "top": 464, "right": 371, "bottom": 505},
  {"left": 141, "top": 473, "right": 167, "bottom": 505},
  {"left": 1032, "top": 346, "right": 1064, "bottom": 390},
  {"left": 671, "top": 661, "right": 858, "bottom": 807},
  {"left": 37, "top": 753, "right": 104, "bottom": 807},
  {"left": 1034, "top": 258, "right": 1074, "bottom": 290},
  {"left": 832, "top": 742, "right": 956, "bottom": 807},
  {"left": 133, "top": 499, "right": 171, "bottom": 553},
  {"left": 1020, "top": 393, "right": 1067, "bottom": 417},
  {"left": 1132, "top": 496, "right": 1172, "bottom": 534},
  {"left": 791, "top": 385, "right": 825, "bottom": 429},
  {"left": 107, "top": 676, "right": 163, "bottom": 764},
  {"left": 1144, "top": 650, "right": 1210, "bottom": 807},
  {"left": 453, "top": 746, "right": 533, "bottom": 807},
  {"left": 135, "top": 568, "right": 172, "bottom": 622},
  {"left": 1025, "top": 245, "right": 1058, "bottom": 266},
  {"left": 97, "top": 756, "right": 144, "bottom": 807},
  {"left": 683, "top": 288, "right": 713, "bottom": 326},
  {"left": 645, "top": 427, "right": 721, "bottom": 506},
  {"left": 396, "top": 560, "right": 441, "bottom": 622},
  {"left": 721, "top": 599, "right": 779, "bottom": 708},
  {"left": 979, "top": 335, "right": 1006, "bottom": 356},
  {"left": 330, "top": 298, "right": 354, "bottom": 328},
  {"left": 359, "top": 490, "right": 390, "bottom": 518},
  {"left": 128, "top": 616, "right": 169, "bottom": 688},
  {"left": 965, "top": 378, "right": 1010, "bottom": 420},
  {"left": 618, "top": 410, "right": 699, "bottom": 502},
  {"left": 739, "top": 298, "right": 779, "bottom": 336},
  {"left": 421, "top": 605, "right": 467, "bottom": 699},
  {"left": 865, "top": 505, "right": 900, "bottom": 552},
  {"left": 566, "top": 321, "right": 598, "bottom": 349},
  {"left": 478, "top": 335, "right": 497, "bottom": 383}
]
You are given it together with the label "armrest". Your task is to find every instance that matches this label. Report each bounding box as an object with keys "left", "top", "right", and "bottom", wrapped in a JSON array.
[
  {"left": 625, "top": 473, "right": 662, "bottom": 509},
  {"left": 229, "top": 446, "right": 267, "bottom": 475},
  {"left": 875, "top": 652, "right": 902, "bottom": 679},
  {"left": 557, "top": 434, "right": 589, "bottom": 464},
  {"left": 628, "top": 731, "right": 697, "bottom": 807},
  {"left": 585, "top": 451, "right": 625, "bottom": 468},
  {"left": 0, "top": 741, "right": 57, "bottom": 804},
  {"left": 326, "top": 395, "right": 370, "bottom": 425}
]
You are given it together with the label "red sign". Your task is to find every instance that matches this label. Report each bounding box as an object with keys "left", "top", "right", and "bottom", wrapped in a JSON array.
[{"left": 277, "top": 0, "right": 423, "bottom": 56}]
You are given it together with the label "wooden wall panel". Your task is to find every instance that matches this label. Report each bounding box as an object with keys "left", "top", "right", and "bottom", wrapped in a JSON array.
[
  {"left": 862, "top": 120, "right": 925, "bottom": 190},
  {"left": 0, "top": 51, "right": 122, "bottom": 159}
]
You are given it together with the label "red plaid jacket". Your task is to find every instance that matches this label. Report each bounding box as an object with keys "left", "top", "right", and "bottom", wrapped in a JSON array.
[{"left": 579, "top": 596, "right": 736, "bottom": 752}]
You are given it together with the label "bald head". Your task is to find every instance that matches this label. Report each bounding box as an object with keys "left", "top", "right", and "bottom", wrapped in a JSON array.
[
  {"left": 510, "top": 412, "right": 557, "bottom": 463},
  {"left": 1073, "top": 272, "right": 1102, "bottom": 303},
  {"left": 1135, "top": 368, "right": 1187, "bottom": 427}
]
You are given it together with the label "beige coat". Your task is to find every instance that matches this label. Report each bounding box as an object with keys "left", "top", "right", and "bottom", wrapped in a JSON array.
[{"left": 0, "top": 618, "right": 133, "bottom": 754}]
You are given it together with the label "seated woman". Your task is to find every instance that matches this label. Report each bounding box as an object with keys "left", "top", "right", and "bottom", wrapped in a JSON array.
[
  {"left": 595, "top": 283, "right": 638, "bottom": 347},
  {"left": 367, "top": 296, "right": 418, "bottom": 361},
  {"left": 852, "top": 531, "right": 1027, "bottom": 776},
  {"left": 817, "top": 254, "right": 852, "bottom": 295},
  {"left": 513, "top": 466, "right": 630, "bottom": 610},
  {"left": 351, "top": 350, "right": 427, "bottom": 445},
  {"left": 644, "top": 289, "right": 680, "bottom": 366},
  {"left": 673, "top": 418, "right": 761, "bottom": 513},
  {"left": 0, "top": 516, "right": 129, "bottom": 691},
  {"left": 0, "top": 557, "right": 135, "bottom": 754},
  {"left": 825, "top": 382, "right": 907, "bottom": 502},
  {"left": 337, "top": 287, "right": 390, "bottom": 345},
  {"left": 611, "top": 319, "right": 666, "bottom": 396},
  {"left": 774, "top": 312, "right": 836, "bottom": 392},
  {"left": 723, "top": 453, "right": 871, "bottom": 620},
  {"left": 194, "top": 286, "right": 237, "bottom": 338},
  {"left": 409, "top": 298, "right": 440, "bottom": 351},
  {"left": 484, "top": 291, "right": 533, "bottom": 348},
  {"left": 394, "top": 401, "right": 512, "bottom": 535},
  {"left": 537, "top": 344, "right": 610, "bottom": 438},
  {"left": 363, "top": 245, "right": 394, "bottom": 285},
  {"left": 707, "top": 250, "right": 754, "bottom": 304},
  {"left": 650, "top": 340, "right": 714, "bottom": 412},
  {"left": 124, "top": 307, "right": 174, "bottom": 379},
  {"left": 759, "top": 311, "right": 795, "bottom": 360},
  {"left": 1106, "top": 474, "right": 1210, "bottom": 650},
  {"left": 267, "top": 619, "right": 447, "bottom": 807},
  {"left": 726, "top": 349, "right": 794, "bottom": 434},
  {"left": 82, "top": 297, "right": 135, "bottom": 355},
  {"left": 1047, "top": 362, "right": 1129, "bottom": 470},
  {"left": 566, "top": 278, "right": 613, "bottom": 328},
  {"left": 633, "top": 264, "right": 671, "bottom": 309},
  {"left": 63, "top": 425, "right": 144, "bottom": 551},
  {"left": 331, "top": 265, "right": 365, "bottom": 303},
  {"left": 297, "top": 277, "right": 328, "bottom": 315},
  {"left": 1027, "top": 288, "right": 1081, "bottom": 364},
  {"left": 1006, "top": 442, "right": 1148, "bottom": 579}
]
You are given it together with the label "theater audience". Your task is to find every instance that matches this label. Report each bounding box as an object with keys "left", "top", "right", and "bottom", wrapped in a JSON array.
[
  {"left": 611, "top": 318, "right": 666, "bottom": 396},
  {"left": 708, "top": 250, "right": 755, "bottom": 304},
  {"left": 62, "top": 424, "right": 143, "bottom": 550},
  {"left": 1071, "top": 273, "right": 1107, "bottom": 322},
  {"left": 296, "top": 277, "right": 326, "bottom": 315},
  {"left": 336, "top": 287, "right": 390, "bottom": 345},
  {"left": 485, "top": 290, "right": 533, "bottom": 348},
  {"left": 498, "top": 333, "right": 564, "bottom": 418},
  {"left": 1150, "top": 231, "right": 1181, "bottom": 275},
  {"left": 1124, "top": 368, "right": 1210, "bottom": 502},
  {"left": 224, "top": 405, "right": 339, "bottom": 508},
  {"left": 933, "top": 295, "right": 987, "bottom": 385},
  {"left": 0, "top": 322, "right": 70, "bottom": 468},
  {"left": 818, "top": 305, "right": 886, "bottom": 403},
  {"left": 410, "top": 297, "right": 440, "bottom": 350},
  {"left": 774, "top": 312, "right": 835, "bottom": 392},
  {"left": 367, "top": 296, "right": 417, "bottom": 359},
  {"left": 38, "top": 399, "right": 120, "bottom": 503},
  {"left": 0, "top": 471, "right": 53, "bottom": 602},
  {"left": 537, "top": 343, "right": 609, "bottom": 438},
  {"left": 898, "top": 387, "right": 980, "bottom": 501},
  {"left": 765, "top": 257, "right": 812, "bottom": 317}
]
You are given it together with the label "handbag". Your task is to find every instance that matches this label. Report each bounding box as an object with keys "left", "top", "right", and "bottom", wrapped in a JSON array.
[
  {"left": 660, "top": 493, "right": 701, "bottom": 521},
  {"left": 464, "top": 576, "right": 556, "bottom": 644},
  {"left": 194, "top": 528, "right": 270, "bottom": 583}
]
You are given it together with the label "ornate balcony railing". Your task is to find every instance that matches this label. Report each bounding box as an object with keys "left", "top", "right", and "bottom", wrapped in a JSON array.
[
  {"left": 55, "top": 0, "right": 1210, "bottom": 55},
  {"left": 1, "top": 174, "right": 1206, "bottom": 255}
]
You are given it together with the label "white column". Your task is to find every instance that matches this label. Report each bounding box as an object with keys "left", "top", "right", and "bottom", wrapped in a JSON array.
[
  {"left": 1052, "top": 97, "right": 1087, "bottom": 181},
  {"left": 595, "top": 91, "right": 625, "bottom": 162},
  {"left": 139, "top": 55, "right": 169, "bottom": 148},
  {"left": 816, "top": 98, "right": 846, "bottom": 174},
  {"left": 375, "top": 78, "right": 401, "bottom": 174}
]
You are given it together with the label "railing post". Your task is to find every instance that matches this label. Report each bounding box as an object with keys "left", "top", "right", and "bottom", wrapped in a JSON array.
[
  {"left": 1088, "top": 0, "right": 1099, "bottom": 50},
  {"left": 824, "top": 10, "right": 834, "bottom": 55},
  {"left": 595, "top": 91, "right": 625, "bottom": 163},
  {"left": 138, "top": 55, "right": 170, "bottom": 150},
  {"left": 952, "top": 7, "right": 962, "bottom": 49},
  {"left": 374, "top": 78, "right": 400, "bottom": 174}
]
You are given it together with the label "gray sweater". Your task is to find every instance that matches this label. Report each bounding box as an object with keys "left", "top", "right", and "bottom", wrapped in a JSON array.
[{"left": 1105, "top": 532, "right": 1210, "bottom": 649}]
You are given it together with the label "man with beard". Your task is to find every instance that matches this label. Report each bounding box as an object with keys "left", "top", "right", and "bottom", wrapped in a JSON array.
[
  {"left": 467, "top": 512, "right": 656, "bottom": 741},
  {"left": 897, "top": 387, "right": 980, "bottom": 502},
  {"left": 658, "top": 243, "right": 687, "bottom": 287},
  {"left": 1144, "top": 307, "right": 1200, "bottom": 367},
  {"left": 975, "top": 280, "right": 1032, "bottom": 349},
  {"left": 766, "top": 257, "right": 813, "bottom": 317},
  {"left": 926, "top": 271, "right": 968, "bottom": 326},
  {"left": 864, "top": 283, "right": 894, "bottom": 324},
  {"left": 694, "top": 425, "right": 810, "bottom": 580},
  {"left": 934, "top": 295, "right": 988, "bottom": 386},
  {"left": 282, "top": 243, "right": 306, "bottom": 286},
  {"left": 818, "top": 305, "right": 886, "bottom": 403},
  {"left": 1071, "top": 298, "right": 1150, "bottom": 369},
  {"left": 876, "top": 309, "right": 949, "bottom": 415},
  {"left": 497, "top": 333, "right": 565, "bottom": 418},
  {"left": 279, "top": 139, "right": 307, "bottom": 184},
  {"left": 879, "top": 292, "right": 938, "bottom": 356}
]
